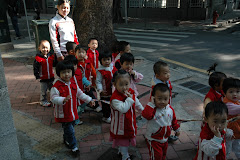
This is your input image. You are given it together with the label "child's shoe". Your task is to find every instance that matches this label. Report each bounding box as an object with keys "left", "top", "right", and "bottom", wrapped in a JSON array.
[
  {"left": 71, "top": 147, "right": 80, "bottom": 157},
  {"left": 40, "top": 101, "right": 51, "bottom": 107},
  {"left": 102, "top": 117, "right": 111, "bottom": 123},
  {"left": 94, "top": 106, "right": 102, "bottom": 112},
  {"left": 168, "top": 135, "right": 179, "bottom": 142}
]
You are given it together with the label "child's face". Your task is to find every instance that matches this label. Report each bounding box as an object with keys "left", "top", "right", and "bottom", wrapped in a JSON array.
[
  {"left": 76, "top": 50, "right": 86, "bottom": 61},
  {"left": 74, "top": 64, "right": 77, "bottom": 71},
  {"left": 57, "top": 3, "right": 70, "bottom": 17},
  {"left": 124, "top": 44, "right": 131, "bottom": 53},
  {"left": 60, "top": 69, "right": 72, "bottom": 82},
  {"left": 39, "top": 41, "right": 50, "bottom": 55},
  {"left": 205, "top": 112, "right": 228, "bottom": 132},
  {"left": 215, "top": 78, "right": 225, "bottom": 92},
  {"left": 101, "top": 57, "right": 111, "bottom": 67},
  {"left": 68, "top": 44, "right": 77, "bottom": 56},
  {"left": 225, "top": 87, "right": 240, "bottom": 102},
  {"left": 88, "top": 40, "right": 98, "bottom": 50},
  {"left": 153, "top": 90, "right": 170, "bottom": 109},
  {"left": 114, "top": 75, "right": 131, "bottom": 95},
  {"left": 121, "top": 61, "right": 133, "bottom": 72},
  {"left": 156, "top": 66, "right": 170, "bottom": 82}
]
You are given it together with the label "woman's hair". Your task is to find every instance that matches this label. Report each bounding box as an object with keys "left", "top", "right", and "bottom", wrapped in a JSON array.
[
  {"left": 207, "top": 63, "right": 226, "bottom": 89},
  {"left": 112, "top": 69, "right": 130, "bottom": 83},
  {"left": 152, "top": 83, "right": 170, "bottom": 97},
  {"left": 99, "top": 51, "right": 112, "bottom": 65},
  {"left": 64, "top": 55, "right": 78, "bottom": 65},
  {"left": 153, "top": 61, "right": 168, "bottom": 75},
  {"left": 205, "top": 101, "right": 228, "bottom": 119},
  {"left": 120, "top": 52, "right": 135, "bottom": 64},
  {"left": 222, "top": 77, "right": 240, "bottom": 94},
  {"left": 56, "top": 60, "right": 75, "bottom": 77},
  {"left": 58, "top": 0, "right": 70, "bottom": 5},
  {"left": 118, "top": 41, "right": 129, "bottom": 52}
]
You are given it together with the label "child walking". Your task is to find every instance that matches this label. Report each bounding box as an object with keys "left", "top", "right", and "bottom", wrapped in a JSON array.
[
  {"left": 114, "top": 41, "right": 131, "bottom": 70},
  {"left": 33, "top": 40, "right": 55, "bottom": 107},
  {"left": 142, "top": 83, "right": 180, "bottom": 160},
  {"left": 120, "top": 52, "right": 143, "bottom": 97},
  {"left": 194, "top": 101, "right": 233, "bottom": 160},
  {"left": 222, "top": 77, "right": 240, "bottom": 158},
  {"left": 50, "top": 60, "right": 95, "bottom": 157},
  {"left": 49, "top": 0, "right": 79, "bottom": 61},
  {"left": 110, "top": 69, "right": 144, "bottom": 160},
  {"left": 87, "top": 38, "right": 99, "bottom": 69}
]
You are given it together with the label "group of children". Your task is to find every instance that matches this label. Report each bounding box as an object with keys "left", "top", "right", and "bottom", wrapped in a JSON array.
[{"left": 32, "top": 0, "right": 240, "bottom": 159}]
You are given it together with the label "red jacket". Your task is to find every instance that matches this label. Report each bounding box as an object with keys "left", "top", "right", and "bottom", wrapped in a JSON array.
[
  {"left": 51, "top": 79, "right": 91, "bottom": 123},
  {"left": 87, "top": 48, "right": 99, "bottom": 69},
  {"left": 33, "top": 53, "right": 55, "bottom": 80},
  {"left": 78, "top": 60, "right": 96, "bottom": 86},
  {"left": 72, "top": 68, "right": 83, "bottom": 90},
  {"left": 110, "top": 88, "right": 137, "bottom": 139},
  {"left": 204, "top": 88, "right": 224, "bottom": 101}
]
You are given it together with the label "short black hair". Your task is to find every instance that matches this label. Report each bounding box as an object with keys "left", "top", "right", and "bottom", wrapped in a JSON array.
[
  {"left": 118, "top": 41, "right": 129, "bottom": 52},
  {"left": 66, "top": 41, "right": 77, "bottom": 53},
  {"left": 99, "top": 51, "right": 112, "bottom": 65},
  {"left": 153, "top": 61, "right": 168, "bottom": 75},
  {"left": 88, "top": 38, "right": 98, "bottom": 44},
  {"left": 112, "top": 69, "right": 130, "bottom": 84},
  {"left": 56, "top": 60, "right": 75, "bottom": 77},
  {"left": 208, "top": 72, "right": 227, "bottom": 89},
  {"left": 120, "top": 52, "right": 134, "bottom": 64},
  {"left": 58, "top": 0, "right": 70, "bottom": 6},
  {"left": 152, "top": 83, "right": 170, "bottom": 97},
  {"left": 222, "top": 77, "right": 240, "bottom": 94},
  {"left": 111, "top": 41, "right": 119, "bottom": 53},
  {"left": 64, "top": 55, "right": 78, "bottom": 65},
  {"left": 205, "top": 101, "right": 228, "bottom": 119}
]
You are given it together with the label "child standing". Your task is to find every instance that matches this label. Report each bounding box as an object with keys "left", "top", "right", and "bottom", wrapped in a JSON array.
[
  {"left": 87, "top": 38, "right": 99, "bottom": 69},
  {"left": 49, "top": 0, "right": 79, "bottom": 61},
  {"left": 33, "top": 40, "right": 55, "bottom": 107},
  {"left": 142, "top": 83, "right": 180, "bottom": 160},
  {"left": 96, "top": 51, "right": 117, "bottom": 123},
  {"left": 222, "top": 77, "right": 240, "bottom": 158},
  {"left": 66, "top": 41, "right": 77, "bottom": 56},
  {"left": 114, "top": 41, "right": 131, "bottom": 70},
  {"left": 194, "top": 101, "right": 233, "bottom": 160},
  {"left": 50, "top": 60, "right": 95, "bottom": 157},
  {"left": 120, "top": 52, "right": 143, "bottom": 97},
  {"left": 110, "top": 69, "right": 144, "bottom": 160}
]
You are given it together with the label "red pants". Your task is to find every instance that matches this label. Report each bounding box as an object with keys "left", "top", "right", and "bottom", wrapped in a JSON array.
[{"left": 146, "top": 139, "right": 168, "bottom": 160}]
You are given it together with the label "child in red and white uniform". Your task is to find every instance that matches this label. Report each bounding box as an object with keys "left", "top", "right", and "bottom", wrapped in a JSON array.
[
  {"left": 87, "top": 38, "right": 99, "bottom": 69},
  {"left": 110, "top": 69, "right": 144, "bottom": 160},
  {"left": 194, "top": 101, "right": 233, "bottom": 160},
  {"left": 142, "top": 83, "right": 180, "bottom": 160},
  {"left": 33, "top": 40, "right": 55, "bottom": 107},
  {"left": 50, "top": 60, "right": 95, "bottom": 157},
  {"left": 49, "top": 0, "right": 79, "bottom": 61},
  {"left": 222, "top": 78, "right": 240, "bottom": 158},
  {"left": 96, "top": 51, "right": 117, "bottom": 123},
  {"left": 114, "top": 41, "right": 131, "bottom": 70}
]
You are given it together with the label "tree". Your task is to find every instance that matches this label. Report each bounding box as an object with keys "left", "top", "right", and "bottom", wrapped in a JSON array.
[{"left": 73, "top": 0, "right": 117, "bottom": 52}]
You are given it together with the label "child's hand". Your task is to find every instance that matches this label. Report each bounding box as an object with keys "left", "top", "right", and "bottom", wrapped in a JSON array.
[
  {"left": 125, "top": 91, "right": 132, "bottom": 98},
  {"left": 85, "top": 86, "right": 91, "bottom": 92},
  {"left": 210, "top": 126, "right": 221, "bottom": 138},
  {"left": 175, "top": 131, "right": 180, "bottom": 137},
  {"left": 129, "top": 69, "right": 135, "bottom": 76},
  {"left": 84, "top": 55, "right": 88, "bottom": 60},
  {"left": 63, "top": 95, "right": 71, "bottom": 103},
  {"left": 88, "top": 100, "right": 95, "bottom": 107},
  {"left": 151, "top": 96, "right": 155, "bottom": 104}
]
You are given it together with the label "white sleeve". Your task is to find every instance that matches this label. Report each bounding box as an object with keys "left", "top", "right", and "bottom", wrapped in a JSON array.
[
  {"left": 49, "top": 19, "right": 62, "bottom": 58},
  {"left": 111, "top": 98, "right": 134, "bottom": 113},
  {"left": 96, "top": 70, "right": 103, "bottom": 91},
  {"left": 200, "top": 136, "right": 223, "bottom": 156},
  {"left": 76, "top": 87, "right": 92, "bottom": 104},
  {"left": 135, "top": 97, "right": 144, "bottom": 111},
  {"left": 50, "top": 87, "right": 65, "bottom": 105}
]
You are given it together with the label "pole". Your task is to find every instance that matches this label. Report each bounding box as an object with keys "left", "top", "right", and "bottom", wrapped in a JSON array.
[
  {"left": 125, "top": 0, "right": 128, "bottom": 24},
  {"left": 22, "top": 0, "right": 31, "bottom": 41}
]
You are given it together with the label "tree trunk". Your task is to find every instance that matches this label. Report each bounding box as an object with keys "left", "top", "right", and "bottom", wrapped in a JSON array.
[{"left": 73, "top": 0, "right": 117, "bottom": 52}]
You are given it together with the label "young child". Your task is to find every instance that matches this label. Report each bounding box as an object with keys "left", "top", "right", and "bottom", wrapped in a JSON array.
[
  {"left": 110, "top": 69, "right": 144, "bottom": 160},
  {"left": 33, "top": 40, "right": 55, "bottom": 107},
  {"left": 111, "top": 40, "right": 119, "bottom": 65},
  {"left": 96, "top": 51, "right": 117, "bottom": 123},
  {"left": 87, "top": 38, "right": 99, "bottom": 69},
  {"left": 222, "top": 77, "right": 240, "bottom": 158},
  {"left": 66, "top": 41, "right": 77, "bottom": 56},
  {"left": 75, "top": 45, "right": 100, "bottom": 111},
  {"left": 203, "top": 63, "right": 227, "bottom": 112},
  {"left": 50, "top": 60, "right": 95, "bottom": 157},
  {"left": 194, "top": 101, "right": 233, "bottom": 160},
  {"left": 120, "top": 52, "right": 143, "bottom": 97},
  {"left": 49, "top": 0, "right": 79, "bottom": 61},
  {"left": 114, "top": 41, "right": 131, "bottom": 70},
  {"left": 142, "top": 83, "right": 180, "bottom": 160}
]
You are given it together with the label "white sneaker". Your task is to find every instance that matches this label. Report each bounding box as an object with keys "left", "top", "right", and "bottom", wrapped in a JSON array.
[
  {"left": 94, "top": 106, "right": 102, "bottom": 112},
  {"left": 40, "top": 101, "right": 51, "bottom": 107},
  {"left": 102, "top": 117, "right": 111, "bottom": 123}
]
